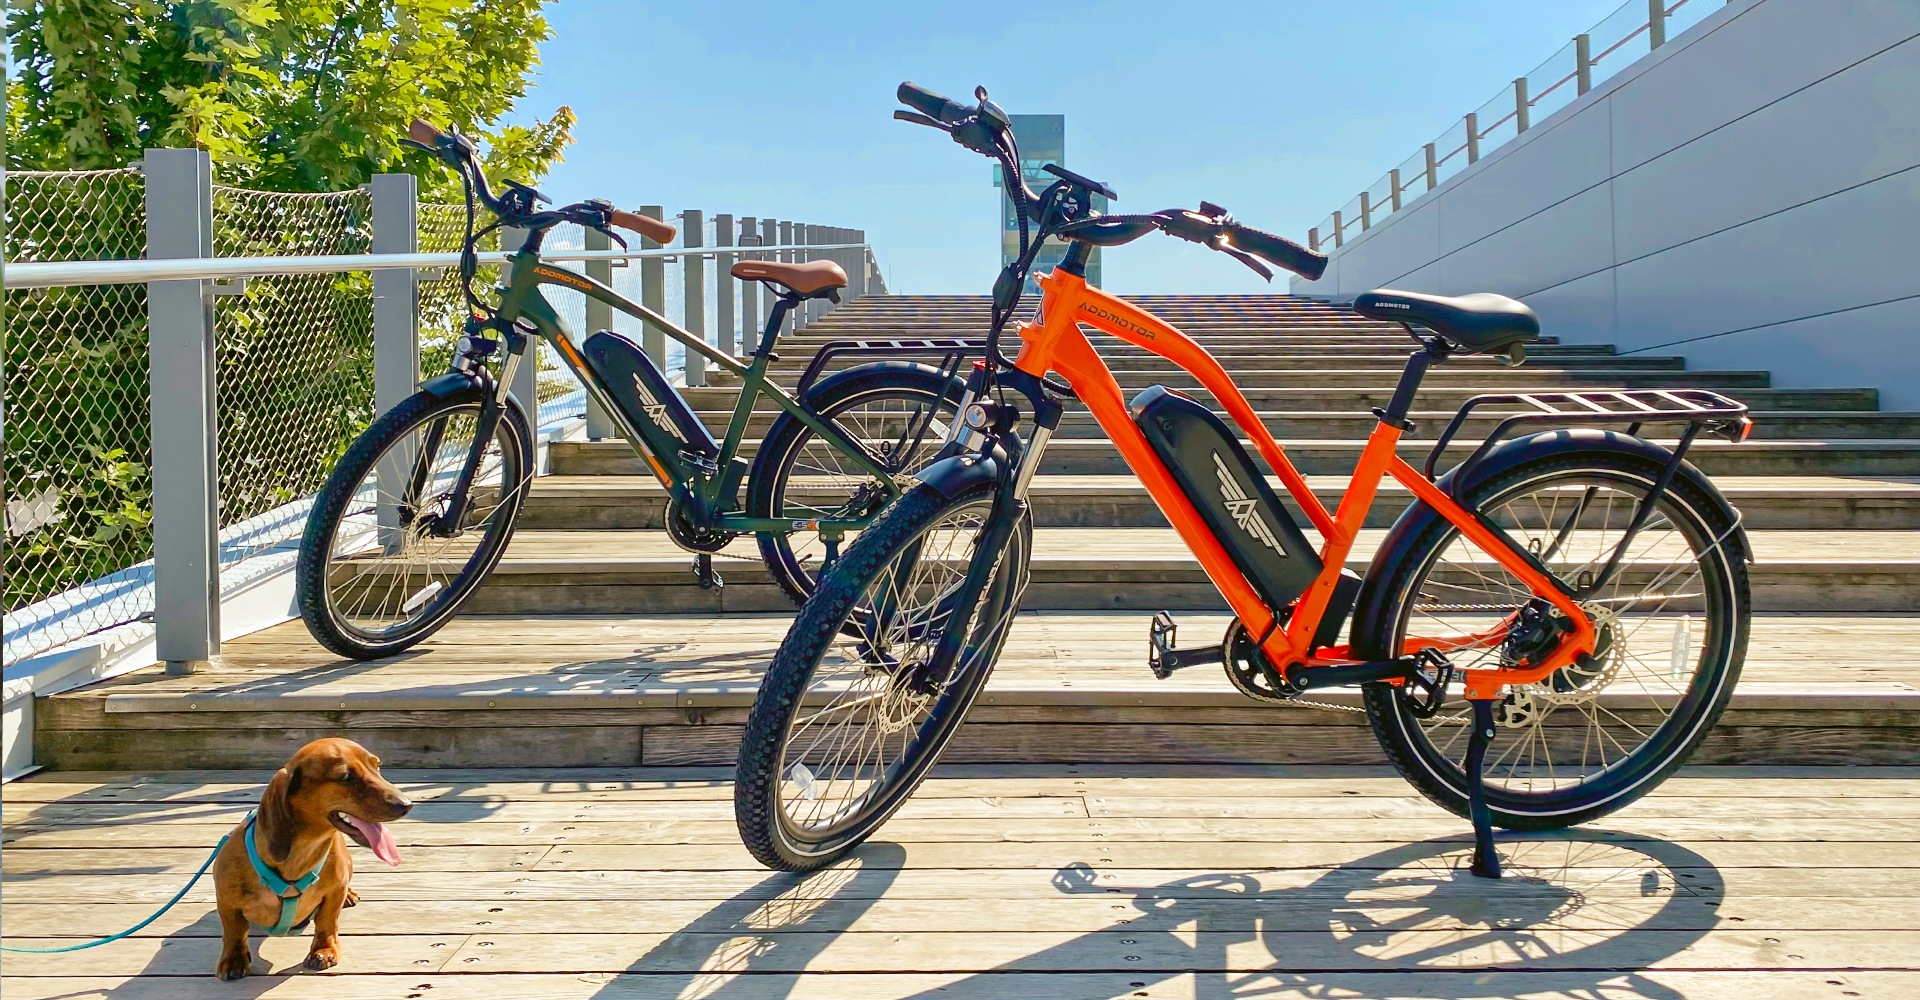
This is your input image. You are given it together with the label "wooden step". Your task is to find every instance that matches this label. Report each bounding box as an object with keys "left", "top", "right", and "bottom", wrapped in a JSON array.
[
  {"left": 29, "top": 613, "right": 1920, "bottom": 769},
  {"left": 672, "top": 384, "right": 1884, "bottom": 413},
  {"left": 414, "top": 528, "right": 1920, "bottom": 614},
  {"left": 551, "top": 436, "right": 1920, "bottom": 478},
  {"left": 520, "top": 475, "right": 1920, "bottom": 531},
  {"left": 657, "top": 408, "right": 1920, "bottom": 441}
]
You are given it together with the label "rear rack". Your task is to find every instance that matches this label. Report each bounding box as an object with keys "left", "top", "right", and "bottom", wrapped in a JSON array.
[
  {"left": 795, "top": 338, "right": 984, "bottom": 395},
  {"left": 1425, "top": 388, "right": 1753, "bottom": 485}
]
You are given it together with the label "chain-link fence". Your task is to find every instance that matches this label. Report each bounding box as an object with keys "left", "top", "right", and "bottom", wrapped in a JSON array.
[
  {"left": 211, "top": 186, "right": 374, "bottom": 559},
  {"left": 3, "top": 169, "right": 152, "bottom": 661},
  {"left": 5, "top": 176, "right": 879, "bottom": 668}
]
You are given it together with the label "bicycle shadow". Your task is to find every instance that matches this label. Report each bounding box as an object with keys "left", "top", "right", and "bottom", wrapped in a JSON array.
[
  {"left": 587, "top": 841, "right": 905, "bottom": 999},
  {"left": 879, "top": 831, "right": 1721, "bottom": 1000}
]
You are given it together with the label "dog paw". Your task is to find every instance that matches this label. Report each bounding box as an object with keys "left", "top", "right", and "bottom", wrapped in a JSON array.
[
  {"left": 303, "top": 947, "right": 340, "bottom": 971},
  {"left": 215, "top": 953, "right": 252, "bottom": 980},
  {"left": 344, "top": 887, "right": 360, "bottom": 907}
]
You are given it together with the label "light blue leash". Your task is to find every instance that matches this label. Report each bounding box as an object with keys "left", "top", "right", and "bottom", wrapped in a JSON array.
[{"left": 1, "top": 808, "right": 327, "bottom": 953}]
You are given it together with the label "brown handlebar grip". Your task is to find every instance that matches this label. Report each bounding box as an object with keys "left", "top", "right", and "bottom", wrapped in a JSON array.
[
  {"left": 408, "top": 119, "right": 445, "bottom": 145},
  {"left": 610, "top": 209, "right": 676, "bottom": 244}
]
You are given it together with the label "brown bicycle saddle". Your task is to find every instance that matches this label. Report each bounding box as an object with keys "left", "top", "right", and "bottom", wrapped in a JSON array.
[{"left": 731, "top": 259, "right": 847, "bottom": 299}]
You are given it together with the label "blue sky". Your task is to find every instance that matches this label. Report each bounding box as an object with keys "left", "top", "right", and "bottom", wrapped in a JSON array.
[{"left": 518, "top": 0, "right": 1627, "bottom": 295}]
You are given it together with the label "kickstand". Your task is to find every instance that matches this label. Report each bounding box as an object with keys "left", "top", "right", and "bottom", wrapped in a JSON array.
[
  {"left": 694, "top": 554, "right": 724, "bottom": 591},
  {"left": 1465, "top": 696, "right": 1502, "bottom": 879}
]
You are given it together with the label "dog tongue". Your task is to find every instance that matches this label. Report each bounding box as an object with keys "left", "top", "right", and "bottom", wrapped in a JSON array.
[{"left": 343, "top": 814, "right": 401, "bottom": 866}]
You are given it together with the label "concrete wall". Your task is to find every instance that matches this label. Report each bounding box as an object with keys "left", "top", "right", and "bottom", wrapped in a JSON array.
[{"left": 1292, "top": 0, "right": 1920, "bottom": 409}]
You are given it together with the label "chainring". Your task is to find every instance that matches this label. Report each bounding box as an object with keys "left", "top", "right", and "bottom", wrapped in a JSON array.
[
  {"left": 1222, "top": 619, "right": 1294, "bottom": 704},
  {"left": 664, "top": 496, "right": 738, "bottom": 553}
]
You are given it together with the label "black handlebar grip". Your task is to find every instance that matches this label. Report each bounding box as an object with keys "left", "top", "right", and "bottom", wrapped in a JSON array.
[
  {"left": 898, "top": 82, "right": 970, "bottom": 125},
  {"left": 1226, "top": 223, "right": 1329, "bottom": 282}
]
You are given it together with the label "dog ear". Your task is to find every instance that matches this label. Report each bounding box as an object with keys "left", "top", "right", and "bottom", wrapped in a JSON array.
[{"left": 258, "top": 766, "right": 300, "bottom": 860}]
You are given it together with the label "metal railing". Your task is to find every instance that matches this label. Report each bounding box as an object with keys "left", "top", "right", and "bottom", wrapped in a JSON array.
[
  {"left": 1308, "top": 0, "right": 1731, "bottom": 253},
  {"left": 2, "top": 151, "right": 884, "bottom": 670}
]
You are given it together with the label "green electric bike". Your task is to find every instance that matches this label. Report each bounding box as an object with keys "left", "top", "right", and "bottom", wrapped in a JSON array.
[{"left": 296, "top": 120, "right": 965, "bottom": 659}]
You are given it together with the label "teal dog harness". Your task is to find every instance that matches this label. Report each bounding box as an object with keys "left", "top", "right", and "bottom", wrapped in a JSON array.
[{"left": 242, "top": 808, "right": 331, "bottom": 936}]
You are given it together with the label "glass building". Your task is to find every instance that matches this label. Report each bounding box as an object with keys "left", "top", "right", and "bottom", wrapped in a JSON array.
[{"left": 994, "top": 115, "right": 1104, "bottom": 293}]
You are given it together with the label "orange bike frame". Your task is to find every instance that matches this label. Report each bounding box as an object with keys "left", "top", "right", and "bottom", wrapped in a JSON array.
[{"left": 1017, "top": 268, "right": 1594, "bottom": 697}]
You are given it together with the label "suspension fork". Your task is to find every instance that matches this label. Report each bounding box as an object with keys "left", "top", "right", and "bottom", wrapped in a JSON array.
[
  {"left": 910, "top": 377, "right": 1063, "bottom": 691},
  {"left": 433, "top": 333, "right": 526, "bottom": 536}
]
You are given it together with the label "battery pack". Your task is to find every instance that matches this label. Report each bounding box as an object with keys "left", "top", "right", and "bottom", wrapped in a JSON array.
[
  {"left": 581, "top": 330, "right": 717, "bottom": 458},
  {"left": 1131, "top": 385, "right": 1322, "bottom": 612}
]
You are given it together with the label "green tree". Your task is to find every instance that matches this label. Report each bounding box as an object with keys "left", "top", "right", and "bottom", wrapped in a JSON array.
[{"left": 7, "top": 0, "right": 573, "bottom": 195}]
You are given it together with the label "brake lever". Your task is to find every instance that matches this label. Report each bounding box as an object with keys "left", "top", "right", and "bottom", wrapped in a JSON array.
[{"left": 893, "top": 110, "right": 953, "bottom": 132}]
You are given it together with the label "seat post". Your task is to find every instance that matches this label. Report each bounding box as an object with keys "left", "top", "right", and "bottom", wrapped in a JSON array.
[
  {"left": 756, "top": 294, "right": 800, "bottom": 358},
  {"left": 1378, "top": 340, "right": 1449, "bottom": 430}
]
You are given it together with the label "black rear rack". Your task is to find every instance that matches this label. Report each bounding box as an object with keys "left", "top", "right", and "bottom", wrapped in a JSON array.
[
  {"left": 1425, "top": 388, "right": 1753, "bottom": 486},
  {"left": 795, "top": 338, "right": 984, "bottom": 395}
]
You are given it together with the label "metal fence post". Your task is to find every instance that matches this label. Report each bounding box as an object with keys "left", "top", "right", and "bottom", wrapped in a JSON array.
[
  {"left": 144, "top": 148, "right": 219, "bottom": 675},
  {"left": 1648, "top": 0, "right": 1666, "bottom": 50},
  {"left": 583, "top": 226, "right": 615, "bottom": 439},
  {"left": 1424, "top": 143, "right": 1438, "bottom": 190},
  {"left": 370, "top": 173, "right": 420, "bottom": 552},
  {"left": 1309, "top": 227, "right": 1320, "bottom": 252},
  {"left": 371, "top": 174, "right": 418, "bottom": 418},
  {"left": 1388, "top": 169, "right": 1403, "bottom": 212},
  {"left": 714, "top": 213, "right": 735, "bottom": 356},
  {"left": 682, "top": 209, "right": 706, "bottom": 387},
  {"left": 1576, "top": 34, "right": 1593, "bottom": 94},
  {"left": 781, "top": 222, "right": 799, "bottom": 328},
  {"left": 640, "top": 205, "right": 667, "bottom": 365},
  {"left": 1465, "top": 113, "right": 1481, "bottom": 164},
  {"left": 851, "top": 229, "right": 868, "bottom": 300},
  {"left": 500, "top": 227, "right": 539, "bottom": 420},
  {"left": 1514, "top": 77, "right": 1530, "bottom": 133},
  {"left": 738, "top": 216, "right": 759, "bottom": 353},
  {"left": 1331, "top": 210, "right": 1343, "bottom": 249},
  {"left": 1359, "top": 191, "right": 1371, "bottom": 231}
]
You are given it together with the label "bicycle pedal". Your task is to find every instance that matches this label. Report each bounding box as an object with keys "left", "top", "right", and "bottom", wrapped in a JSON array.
[
  {"left": 1149, "top": 611, "right": 1224, "bottom": 679},
  {"left": 693, "top": 554, "right": 725, "bottom": 591}
]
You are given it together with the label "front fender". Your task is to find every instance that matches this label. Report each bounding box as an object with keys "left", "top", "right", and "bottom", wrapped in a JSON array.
[
  {"left": 914, "top": 446, "right": 1007, "bottom": 499},
  {"left": 419, "top": 370, "right": 487, "bottom": 399}
]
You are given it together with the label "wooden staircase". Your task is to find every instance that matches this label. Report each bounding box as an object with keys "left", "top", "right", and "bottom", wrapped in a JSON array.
[{"left": 36, "top": 295, "right": 1920, "bottom": 769}]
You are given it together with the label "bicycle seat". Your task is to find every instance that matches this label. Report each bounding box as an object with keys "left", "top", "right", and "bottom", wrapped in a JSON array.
[
  {"left": 732, "top": 259, "right": 847, "bottom": 300},
  {"left": 1352, "top": 289, "right": 1539, "bottom": 352}
]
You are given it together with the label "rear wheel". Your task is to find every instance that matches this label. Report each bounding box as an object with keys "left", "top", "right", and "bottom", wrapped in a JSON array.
[
  {"left": 735, "top": 481, "right": 1030, "bottom": 871},
  {"left": 296, "top": 387, "right": 531, "bottom": 659},
  {"left": 748, "top": 364, "right": 961, "bottom": 606},
  {"left": 1362, "top": 449, "right": 1748, "bottom": 830}
]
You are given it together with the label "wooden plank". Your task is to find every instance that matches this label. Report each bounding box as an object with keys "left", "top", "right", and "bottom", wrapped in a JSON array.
[
  {"left": 15, "top": 770, "right": 1920, "bottom": 804},
  {"left": 12, "top": 815, "right": 1920, "bottom": 849},
  {"left": 12, "top": 892, "right": 1920, "bottom": 938},
  {"left": 10, "top": 926, "right": 1916, "bottom": 976},
  {"left": 0, "top": 865, "right": 1728, "bottom": 904},
  {"left": 6, "top": 971, "right": 1911, "bottom": 1000},
  {"left": 12, "top": 837, "right": 1914, "bottom": 877}
]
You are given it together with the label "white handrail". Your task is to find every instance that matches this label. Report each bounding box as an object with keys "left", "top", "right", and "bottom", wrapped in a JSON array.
[{"left": 1, "top": 243, "right": 869, "bottom": 290}]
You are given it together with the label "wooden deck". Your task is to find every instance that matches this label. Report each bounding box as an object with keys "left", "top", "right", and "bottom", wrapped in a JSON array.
[{"left": 6, "top": 765, "right": 1919, "bottom": 998}]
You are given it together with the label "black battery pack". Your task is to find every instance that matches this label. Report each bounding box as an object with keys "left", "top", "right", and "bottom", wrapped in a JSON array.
[
  {"left": 581, "top": 330, "right": 717, "bottom": 458},
  {"left": 1131, "top": 385, "right": 1322, "bottom": 612}
]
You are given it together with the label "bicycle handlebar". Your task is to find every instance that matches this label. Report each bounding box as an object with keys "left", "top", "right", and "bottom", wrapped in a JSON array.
[
  {"left": 1222, "top": 222, "right": 1328, "bottom": 282},
  {"left": 608, "top": 209, "right": 676, "bottom": 244},
  {"left": 897, "top": 82, "right": 972, "bottom": 125}
]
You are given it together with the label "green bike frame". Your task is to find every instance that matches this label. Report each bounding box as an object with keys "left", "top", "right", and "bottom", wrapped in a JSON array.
[{"left": 484, "top": 245, "right": 904, "bottom": 538}]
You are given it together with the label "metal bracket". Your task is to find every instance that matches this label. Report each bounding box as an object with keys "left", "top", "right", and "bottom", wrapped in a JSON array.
[{"left": 205, "top": 276, "right": 251, "bottom": 297}]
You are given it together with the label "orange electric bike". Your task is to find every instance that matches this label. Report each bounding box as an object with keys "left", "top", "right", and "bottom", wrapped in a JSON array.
[{"left": 734, "top": 83, "right": 1754, "bottom": 876}]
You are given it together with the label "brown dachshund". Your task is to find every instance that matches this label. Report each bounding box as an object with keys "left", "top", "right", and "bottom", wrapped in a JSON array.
[{"left": 210, "top": 738, "right": 412, "bottom": 980}]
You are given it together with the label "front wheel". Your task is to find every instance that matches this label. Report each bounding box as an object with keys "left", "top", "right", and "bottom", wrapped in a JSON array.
[
  {"left": 296, "top": 387, "right": 532, "bottom": 659},
  {"left": 1362, "top": 446, "right": 1749, "bottom": 830},
  {"left": 735, "top": 481, "right": 1030, "bottom": 871}
]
